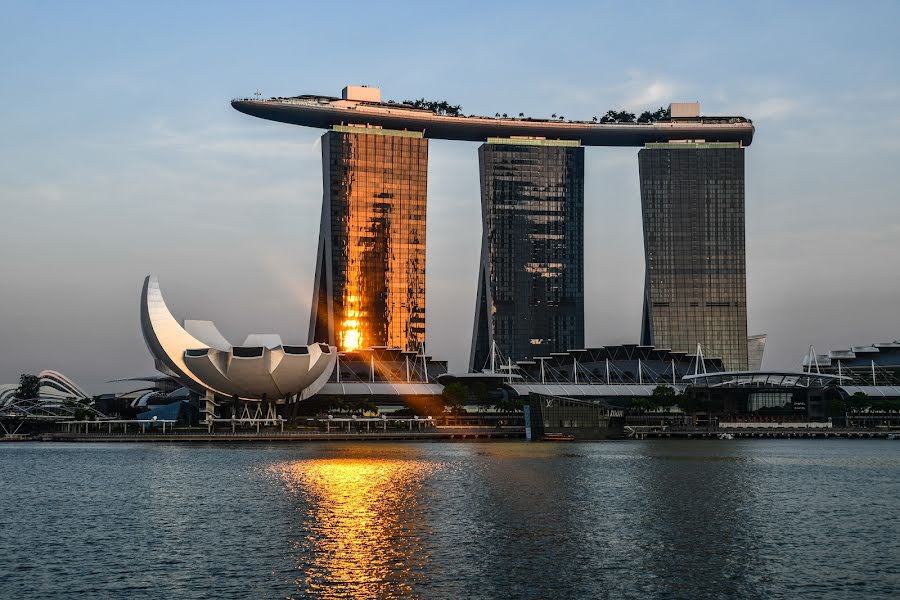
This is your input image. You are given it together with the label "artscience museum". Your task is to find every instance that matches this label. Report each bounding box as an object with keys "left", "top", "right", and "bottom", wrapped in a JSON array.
[{"left": 140, "top": 275, "right": 338, "bottom": 418}]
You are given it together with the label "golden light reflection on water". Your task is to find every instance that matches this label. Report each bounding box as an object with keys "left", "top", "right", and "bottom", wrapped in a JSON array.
[{"left": 271, "top": 456, "right": 439, "bottom": 599}]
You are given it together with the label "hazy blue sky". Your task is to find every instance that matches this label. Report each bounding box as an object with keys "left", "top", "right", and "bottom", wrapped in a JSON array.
[{"left": 2, "top": 1, "right": 899, "bottom": 392}]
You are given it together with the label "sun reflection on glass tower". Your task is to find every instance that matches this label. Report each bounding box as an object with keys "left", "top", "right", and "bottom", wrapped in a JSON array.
[
  {"left": 309, "top": 126, "right": 428, "bottom": 352},
  {"left": 470, "top": 138, "right": 585, "bottom": 371},
  {"left": 638, "top": 141, "right": 749, "bottom": 370}
]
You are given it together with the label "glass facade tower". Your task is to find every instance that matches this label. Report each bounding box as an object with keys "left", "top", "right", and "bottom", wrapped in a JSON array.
[
  {"left": 309, "top": 126, "right": 428, "bottom": 352},
  {"left": 470, "top": 139, "right": 585, "bottom": 371},
  {"left": 638, "top": 142, "right": 749, "bottom": 370}
]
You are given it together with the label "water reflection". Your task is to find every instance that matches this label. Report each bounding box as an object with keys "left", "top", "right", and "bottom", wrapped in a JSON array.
[
  {"left": 634, "top": 441, "right": 762, "bottom": 599},
  {"left": 271, "top": 453, "right": 438, "bottom": 599}
]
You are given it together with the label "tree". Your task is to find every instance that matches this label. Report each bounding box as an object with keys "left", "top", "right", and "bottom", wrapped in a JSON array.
[
  {"left": 471, "top": 382, "right": 490, "bottom": 412},
  {"left": 677, "top": 391, "right": 703, "bottom": 415},
  {"left": 600, "top": 110, "right": 637, "bottom": 124},
  {"left": 637, "top": 106, "right": 670, "bottom": 123},
  {"left": 400, "top": 98, "right": 463, "bottom": 116},
  {"left": 651, "top": 106, "right": 670, "bottom": 121},
  {"left": 441, "top": 383, "right": 469, "bottom": 415},
  {"left": 651, "top": 385, "right": 677, "bottom": 410},
  {"left": 16, "top": 374, "right": 40, "bottom": 399},
  {"left": 848, "top": 391, "right": 870, "bottom": 414},
  {"left": 492, "top": 393, "right": 524, "bottom": 414},
  {"left": 518, "top": 112, "right": 525, "bottom": 118},
  {"left": 631, "top": 397, "right": 653, "bottom": 412}
]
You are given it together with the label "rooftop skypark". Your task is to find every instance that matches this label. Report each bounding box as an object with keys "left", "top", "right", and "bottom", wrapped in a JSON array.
[{"left": 232, "top": 86, "right": 755, "bottom": 147}]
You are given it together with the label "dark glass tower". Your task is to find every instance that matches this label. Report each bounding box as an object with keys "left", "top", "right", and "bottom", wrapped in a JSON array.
[
  {"left": 470, "top": 139, "right": 585, "bottom": 371},
  {"left": 309, "top": 126, "right": 428, "bottom": 352},
  {"left": 639, "top": 142, "right": 749, "bottom": 370}
]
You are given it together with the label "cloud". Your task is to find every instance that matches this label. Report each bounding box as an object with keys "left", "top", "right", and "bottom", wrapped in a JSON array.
[
  {"left": 737, "top": 97, "right": 799, "bottom": 120},
  {"left": 540, "top": 72, "right": 684, "bottom": 113},
  {"left": 625, "top": 80, "right": 678, "bottom": 108}
]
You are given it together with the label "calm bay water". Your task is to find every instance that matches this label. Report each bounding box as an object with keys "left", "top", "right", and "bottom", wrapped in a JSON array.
[{"left": 0, "top": 440, "right": 898, "bottom": 599}]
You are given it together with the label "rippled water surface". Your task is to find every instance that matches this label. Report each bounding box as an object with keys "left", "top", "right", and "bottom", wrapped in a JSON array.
[{"left": 1, "top": 440, "right": 898, "bottom": 599}]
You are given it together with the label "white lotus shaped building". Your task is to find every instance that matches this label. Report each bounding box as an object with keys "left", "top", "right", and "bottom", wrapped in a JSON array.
[{"left": 140, "top": 275, "right": 337, "bottom": 401}]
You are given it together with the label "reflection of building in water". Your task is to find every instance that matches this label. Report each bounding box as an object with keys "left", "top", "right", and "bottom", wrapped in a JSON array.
[
  {"left": 272, "top": 457, "right": 435, "bottom": 598},
  {"left": 310, "top": 125, "right": 428, "bottom": 353}
]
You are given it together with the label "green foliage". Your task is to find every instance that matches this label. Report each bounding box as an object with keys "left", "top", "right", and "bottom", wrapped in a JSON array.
[
  {"left": 631, "top": 397, "right": 653, "bottom": 412},
  {"left": 825, "top": 395, "right": 847, "bottom": 417},
  {"left": 73, "top": 408, "right": 92, "bottom": 421},
  {"left": 870, "top": 397, "right": 900, "bottom": 412},
  {"left": 677, "top": 392, "right": 703, "bottom": 415},
  {"left": 471, "top": 382, "right": 490, "bottom": 412},
  {"left": 637, "top": 106, "right": 671, "bottom": 123},
  {"left": 600, "top": 110, "right": 637, "bottom": 123},
  {"left": 848, "top": 391, "right": 870, "bottom": 413},
  {"left": 16, "top": 374, "right": 40, "bottom": 399},
  {"left": 651, "top": 385, "right": 676, "bottom": 407},
  {"left": 327, "top": 397, "right": 376, "bottom": 415},
  {"left": 492, "top": 394, "right": 524, "bottom": 414},
  {"left": 441, "top": 383, "right": 469, "bottom": 415},
  {"left": 402, "top": 98, "right": 463, "bottom": 116}
]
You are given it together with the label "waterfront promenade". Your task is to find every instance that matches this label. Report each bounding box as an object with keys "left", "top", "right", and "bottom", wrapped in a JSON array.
[
  {"left": 22, "top": 425, "right": 900, "bottom": 442},
  {"left": 35, "top": 426, "right": 525, "bottom": 443}
]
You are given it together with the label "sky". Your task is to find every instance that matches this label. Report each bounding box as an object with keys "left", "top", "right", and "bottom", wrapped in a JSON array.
[{"left": 1, "top": 0, "right": 899, "bottom": 393}]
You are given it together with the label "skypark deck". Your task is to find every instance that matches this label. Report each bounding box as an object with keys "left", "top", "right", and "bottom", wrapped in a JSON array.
[{"left": 231, "top": 94, "right": 755, "bottom": 147}]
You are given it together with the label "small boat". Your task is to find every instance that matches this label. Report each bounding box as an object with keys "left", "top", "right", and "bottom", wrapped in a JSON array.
[
  {"left": 543, "top": 432, "right": 576, "bottom": 441},
  {"left": 717, "top": 432, "right": 735, "bottom": 440}
]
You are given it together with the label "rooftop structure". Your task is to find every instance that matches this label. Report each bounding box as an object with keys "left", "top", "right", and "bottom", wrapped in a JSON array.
[
  {"left": 803, "top": 340, "right": 900, "bottom": 385},
  {"left": 232, "top": 89, "right": 754, "bottom": 146}
]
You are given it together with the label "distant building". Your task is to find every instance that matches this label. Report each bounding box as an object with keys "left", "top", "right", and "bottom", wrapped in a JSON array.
[
  {"left": 309, "top": 126, "right": 428, "bottom": 352},
  {"left": 526, "top": 394, "right": 624, "bottom": 440},
  {"left": 803, "top": 340, "right": 900, "bottom": 385},
  {"left": 747, "top": 334, "right": 767, "bottom": 371},
  {"left": 470, "top": 138, "right": 584, "bottom": 370},
  {"left": 639, "top": 137, "right": 749, "bottom": 370}
]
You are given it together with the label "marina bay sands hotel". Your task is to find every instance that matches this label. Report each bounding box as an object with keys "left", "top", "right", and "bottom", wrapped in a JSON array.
[{"left": 232, "top": 85, "right": 755, "bottom": 371}]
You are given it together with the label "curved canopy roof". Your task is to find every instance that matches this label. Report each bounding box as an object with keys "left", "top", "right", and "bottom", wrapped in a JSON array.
[{"left": 683, "top": 371, "right": 843, "bottom": 388}]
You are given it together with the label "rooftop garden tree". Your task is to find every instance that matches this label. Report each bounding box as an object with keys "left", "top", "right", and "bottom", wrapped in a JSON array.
[
  {"left": 600, "top": 110, "right": 637, "bottom": 124},
  {"left": 400, "top": 99, "right": 463, "bottom": 116},
  {"left": 637, "top": 106, "right": 671, "bottom": 123}
]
